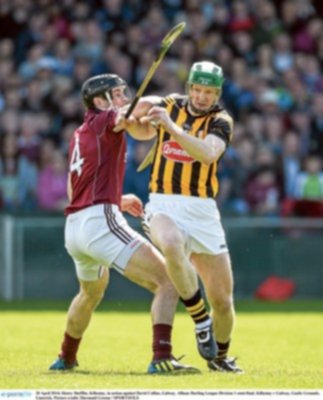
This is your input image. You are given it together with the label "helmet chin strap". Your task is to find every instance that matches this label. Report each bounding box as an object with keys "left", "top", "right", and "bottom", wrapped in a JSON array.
[{"left": 104, "top": 91, "right": 113, "bottom": 105}]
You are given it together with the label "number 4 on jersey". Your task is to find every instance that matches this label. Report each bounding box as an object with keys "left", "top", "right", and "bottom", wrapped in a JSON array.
[{"left": 70, "top": 133, "right": 84, "bottom": 176}]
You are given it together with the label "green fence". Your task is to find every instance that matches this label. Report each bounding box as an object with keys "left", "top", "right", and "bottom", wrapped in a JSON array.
[
  {"left": 225, "top": 218, "right": 323, "bottom": 299},
  {"left": 0, "top": 215, "right": 322, "bottom": 300}
]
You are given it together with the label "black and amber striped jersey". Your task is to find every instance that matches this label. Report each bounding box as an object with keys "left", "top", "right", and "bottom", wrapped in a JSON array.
[{"left": 148, "top": 94, "right": 233, "bottom": 199}]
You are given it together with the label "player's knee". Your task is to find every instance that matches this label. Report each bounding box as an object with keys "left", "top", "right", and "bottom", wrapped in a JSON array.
[
  {"left": 210, "top": 296, "right": 234, "bottom": 316},
  {"left": 146, "top": 257, "right": 177, "bottom": 298},
  {"left": 166, "top": 282, "right": 179, "bottom": 302},
  {"left": 159, "top": 278, "right": 178, "bottom": 297},
  {"left": 80, "top": 286, "right": 105, "bottom": 309},
  {"left": 146, "top": 262, "right": 177, "bottom": 299},
  {"left": 152, "top": 279, "right": 179, "bottom": 307}
]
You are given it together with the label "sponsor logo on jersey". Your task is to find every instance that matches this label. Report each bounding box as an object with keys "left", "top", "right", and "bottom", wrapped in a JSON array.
[{"left": 162, "top": 140, "right": 194, "bottom": 163}]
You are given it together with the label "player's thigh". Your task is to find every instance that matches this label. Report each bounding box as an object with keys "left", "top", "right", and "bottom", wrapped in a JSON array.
[
  {"left": 124, "top": 241, "right": 169, "bottom": 293},
  {"left": 191, "top": 252, "right": 234, "bottom": 301},
  {"left": 79, "top": 267, "right": 110, "bottom": 304},
  {"left": 79, "top": 267, "right": 110, "bottom": 294},
  {"left": 65, "top": 205, "right": 119, "bottom": 281},
  {"left": 148, "top": 213, "right": 186, "bottom": 254},
  {"left": 74, "top": 204, "right": 144, "bottom": 279}
]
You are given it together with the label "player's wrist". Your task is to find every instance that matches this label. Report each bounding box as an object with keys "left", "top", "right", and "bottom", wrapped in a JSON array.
[{"left": 170, "top": 124, "right": 183, "bottom": 137}]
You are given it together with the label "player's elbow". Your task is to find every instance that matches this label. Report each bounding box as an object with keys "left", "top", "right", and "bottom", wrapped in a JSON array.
[
  {"left": 203, "top": 157, "right": 214, "bottom": 166},
  {"left": 202, "top": 152, "right": 218, "bottom": 166},
  {"left": 204, "top": 146, "right": 225, "bottom": 165}
]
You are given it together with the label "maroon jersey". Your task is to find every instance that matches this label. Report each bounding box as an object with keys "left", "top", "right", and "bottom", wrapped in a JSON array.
[{"left": 65, "top": 109, "right": 126, "bottom": 215}]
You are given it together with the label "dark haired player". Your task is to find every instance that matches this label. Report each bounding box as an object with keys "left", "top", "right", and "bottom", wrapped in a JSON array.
[{"left": 49, "top": 74, "right": 198, "bottom": 374}]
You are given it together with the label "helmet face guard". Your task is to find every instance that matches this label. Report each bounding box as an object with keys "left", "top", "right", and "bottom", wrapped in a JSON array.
[
  {"left": 81, "top": 74, "right": 128, "bottom": 109},
  {"left": 187, "top": 61, "right": 224, "bottom": 88}
]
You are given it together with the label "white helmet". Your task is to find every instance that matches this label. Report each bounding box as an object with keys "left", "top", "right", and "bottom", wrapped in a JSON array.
[{"left": 188, "top": 61, "right": 224, "bottom": 88}]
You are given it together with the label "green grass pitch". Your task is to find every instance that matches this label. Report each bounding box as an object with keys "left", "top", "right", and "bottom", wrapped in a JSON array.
[{"left": 0, "top": 300, "right": 322, "bottom": 389}]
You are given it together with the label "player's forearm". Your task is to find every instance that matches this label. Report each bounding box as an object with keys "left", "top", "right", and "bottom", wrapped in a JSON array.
[
  {"left": 168, "top": 124, "right": 219, "bottom": 165},
  {"left": 126, "top": 120, "right": 156, "bottom": 140}
]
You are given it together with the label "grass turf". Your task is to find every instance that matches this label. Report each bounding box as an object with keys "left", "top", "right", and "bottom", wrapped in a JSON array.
[{"left": 0, "top": 300, "right": 322, "bottom": 389}]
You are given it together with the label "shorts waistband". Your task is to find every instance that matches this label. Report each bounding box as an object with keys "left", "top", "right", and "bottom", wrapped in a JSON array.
[
  {"left": 149, "top": 193, "right": 216, "bottom": 205},
  {"left": 67, "top": 203, "right": 119, "bottom": 219}
]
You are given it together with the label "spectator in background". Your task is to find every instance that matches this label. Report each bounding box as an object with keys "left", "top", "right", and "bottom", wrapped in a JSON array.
[
  {"left": 0, "top": 38, "right": 14, "bottom": 67},
  {"left": 52, "top": 38, "right": 74, "bottom": 77},
  {"left": 17, "top": 113, "right": 42, "bottom": 163},
  {"left": 257, "top": 88, "right": 281, "bottom": 117},
  {"left": 0, "top": 109, "right": 20, "bottom": 137},
  {"left": 282, "top": 154, "right": 323, "bottom": 217},
  {"left": 309, "top": 93, "right": 323, "bottom": 157},
  {"left": 293, "top": 16, "right": 322, "bottom": 54},
  {"left": 36, "top": 149, "right": 68, "bottom": 212},
  {"left": 281, "top": 131, "right": 302, "bottom": 198},
  {"left": 272, "top": 32, "right": 294, "bottom": 73},
  {"left": 38, "top": 138, "right": 57, "bottom": 171},
  {"left": 22, "top": 79, "right": 45, "bottom": 113},
  {"left": 224, "top": 135, "right": 256, "bottom": 215},
  {"left": 245, "top": 112, "right": 265, "bottom": 144},
  {"left": 231, "top": 31, "right": 256, "bottom": 66},
  {"left": 228, "top": 0, "right": 255, "bottom": 33},
  {"left": 90, "top": 43, "right": 117, "bottom": 76},
  {"left": 0, "top": 134, "right": 38, "bottom": 211},
  {"left": 301, "top": 55, "right": 323, "bottom": 92},
  {"left": 245, "top": 165, "right": 280, "bottom": 217},
  {"left": 18, "top": 44, "right": 45, "bottom": 82},
  {"left": 251, "top": 0, "right": 283, "bottom": 47},
  {"left": 294, "top": 154, "right": 323, "bottom": 200},
  {"left": 255, "top": 44, "right": 275, "bottom": 81},
  {"left": 71, "top": 56, "right": 92, "bottom": 93},
  {"left": 207, "top": 1, "right": 230, "bottom": 30},
  {"left": 289, "top": 108, "right": 311, "bottom": 156},
  {"left": 72, "top": 19, "right": 104, "bottom": 62},
  {"left": 141, "top": 5, "right": 169, "bottom": 49},
  {"left": 3, "top": 88, "right": 23, "bottom": 111},
  {"left": 244, "top": 165, "right": 282, "bottom": 216},
  {"left": 263, "top": 113, "right": 285, "bottom": 155},
  {"left": 14, "top": 12, "right": 48, "bottom": 65},
  {"left": 95, "top": 0, "right": 131, "bottom": 33},
  {"left": 244, "top": 143, "right": 283, "bottom": 215},
  {"left": 60, "top": 122, "right": 79, "bottom": 157}
]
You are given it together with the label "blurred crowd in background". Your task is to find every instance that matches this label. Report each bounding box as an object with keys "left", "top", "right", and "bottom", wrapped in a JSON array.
[{"left": 0, "top": 0, "right": 323, "bottom": 216}]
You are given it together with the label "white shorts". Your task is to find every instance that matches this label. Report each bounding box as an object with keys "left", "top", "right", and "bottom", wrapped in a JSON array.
[
  {"left": 65, "top": 204, "right": 145, "bottom": 281},
  {"left": 143, "top": 194, "right": 228, "bottom": 256}
]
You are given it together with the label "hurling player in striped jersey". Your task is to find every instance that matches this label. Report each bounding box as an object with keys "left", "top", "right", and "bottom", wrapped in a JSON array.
[{"left": 129, "top": 61, "right": 243, "bottom": 373}]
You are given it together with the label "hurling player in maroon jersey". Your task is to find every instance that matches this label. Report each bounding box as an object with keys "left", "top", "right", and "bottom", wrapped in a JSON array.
[{"left": 49, "top": 74, "right": 199, "bottom": 374}]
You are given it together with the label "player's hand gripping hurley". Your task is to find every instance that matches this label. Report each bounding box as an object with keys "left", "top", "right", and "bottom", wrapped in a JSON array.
[{"left": 125, "top": 22, "right": 186, "bottom": 119}]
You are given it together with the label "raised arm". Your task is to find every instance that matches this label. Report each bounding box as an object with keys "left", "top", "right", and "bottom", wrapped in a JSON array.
[
  {"left": 113, "top": 96, "right": 163, "bottom": 140},
  {"left": 145, "top": 106, "right": 233, "bottom": 165}
]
